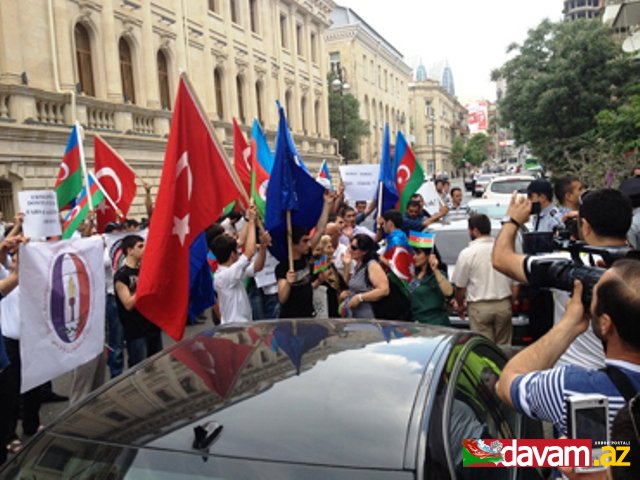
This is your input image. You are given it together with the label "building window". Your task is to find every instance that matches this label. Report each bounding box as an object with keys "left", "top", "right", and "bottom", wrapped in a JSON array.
[
  {"left": 208, "top": 0, "right": 218, "bottom": 12},
  {"left": 378, "top": 66, "right": 381, "bottom": 88},
  {"left": 119, "top": 38, "right": 136, "bottom": 104},
  {"left": 249, "top": 0, "right": 258, "bottom": 33},
  {"left": 230, "top": 0, "right": 240, "bottom": 24},
  {"left": 74, "top": 23, "right": 95, "bottom": 96},
  {"left": 296, "top": 24, "right": 303, "bottom": 56},
  {"left": 314, "top": 99, "right": 321, "bottom": 135},
  {"left": 329, "top": 51, "right": 340, "bottom": 74},
  {"left": 236, "top": 75, "right": 245, "bottom": 123},
  {"left": 285, "top": 90, "right": 292, "bottom": 123},
  {"left": 427, "top": 129, "right": 434, "bottom": 146},
  {"left": 280, "top": 14, "right": 288, "bottom": 48},
  {"left": 310, "top": 32, "right": 317, "bottom": 62},
  {"left": 255, "top": 81, "right": 263, "bottom": 124},
  {"left": 157, "top": 50, "right": 170, "bottom": 109},
  {"left": 214, "top": 68, "right": 224, "bottom": 120},
  {"left": 301, "top": 96, "right": 307, "bottom": 133}
]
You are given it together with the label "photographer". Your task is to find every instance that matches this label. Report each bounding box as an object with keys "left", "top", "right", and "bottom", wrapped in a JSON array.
[
  {"left": 495, "top": 259, "right": 640, "bottom": 437},
  {"left": 493, "top": 189, "right": 633, "bottom": 369}
]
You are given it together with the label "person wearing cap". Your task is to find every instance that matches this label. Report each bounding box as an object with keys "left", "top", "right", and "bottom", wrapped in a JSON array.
[{"left": 527, "top": 179, "right": 564, "bottom": 232}]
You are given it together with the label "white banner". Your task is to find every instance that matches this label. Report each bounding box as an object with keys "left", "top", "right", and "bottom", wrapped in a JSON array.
[
  {"left": 416, "top": 181, "right": 443, "bottom": 216},
  {"left": 18, "top": 190, "right": 62, "bottom": 239},
  {"left": 104, "top": 229, "right": 148, "bottom": 274},
  {"left": 19, "top": 236, "right": 106, "bottom": 392},
  {"left": 339, "top": 164, "right": 380, "bottom": 202}
]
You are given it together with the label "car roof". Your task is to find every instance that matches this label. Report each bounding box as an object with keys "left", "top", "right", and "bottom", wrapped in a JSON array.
[
  {"left": 47, "top": 319, "right": 461, "bottom": 470},
  {"left": 489, "top": 175, "right": 535, "bottom": 183}
]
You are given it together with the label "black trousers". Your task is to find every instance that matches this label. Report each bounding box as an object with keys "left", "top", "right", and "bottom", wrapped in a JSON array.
[{"left": 0, "top": 337, "right": 42, "bottom": 465}]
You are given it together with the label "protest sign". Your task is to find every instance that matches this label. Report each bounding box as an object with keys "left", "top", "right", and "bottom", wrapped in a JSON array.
[
  {"left": 339, "top": 164, "right": 380, "bottom": 202},
  {"left": 416, "top": 181, "right": 443, "bottom": 215},
  {"left": 18, "top": 190, "right": 62, "bottom": 239}
]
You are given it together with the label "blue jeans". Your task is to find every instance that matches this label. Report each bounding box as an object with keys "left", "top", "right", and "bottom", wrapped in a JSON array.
[
  {"left": 126, "top": 333, "right": 163, "bottom": 368},
  {"left": 105, "top": 294, "right": 124, "bottom": 378},
  {"left": 248, "top": 282, "right": 280, "bottom": 321},
  {"left": 263, "top": 293, "right": 280, "bottom": 320}
]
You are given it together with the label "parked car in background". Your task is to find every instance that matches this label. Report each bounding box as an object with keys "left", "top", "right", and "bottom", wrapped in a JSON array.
[
  {"left": 473, "top": 174, "right": 496, "bottom": 197},
  {"left": 0, "top": 320, "right": 545, "bottom": 480},
  {"left": 482, "top": 175, "right": 535, "bottom": 201}
]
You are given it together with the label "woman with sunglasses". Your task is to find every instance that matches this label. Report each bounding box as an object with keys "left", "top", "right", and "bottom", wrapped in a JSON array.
[
  {"left": 410, "top": 246, "right": 453, "bottom": 326},
  {"left": 341, "top": 234, "right": 389, "bottom": 318}
]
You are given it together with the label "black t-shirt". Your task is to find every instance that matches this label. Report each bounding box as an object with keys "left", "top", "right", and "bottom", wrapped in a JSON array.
[
  {"left": 275, "top": 255, "right": 314, "bottom": 318},
  {"left": 114, "top": 265, "right": 160, "bottom": 340}
]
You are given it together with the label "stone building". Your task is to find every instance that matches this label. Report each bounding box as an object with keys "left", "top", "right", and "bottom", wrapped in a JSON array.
[
  {"left": 324, "top": 5, "right": 411, "bottom": 163},
  {"left": 408, "top": 63, "right": 467, "bottom": 176},
  {"left": 0, "top": 0, "right": 338, "bottom": 219},
  {"left": 563, "top": 0, "right": 604, "bottom": 20}
]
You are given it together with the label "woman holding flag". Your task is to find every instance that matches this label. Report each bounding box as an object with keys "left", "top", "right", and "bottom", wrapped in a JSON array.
[{"left": 409, "top": 231, "right": 453, "bottom": 326}]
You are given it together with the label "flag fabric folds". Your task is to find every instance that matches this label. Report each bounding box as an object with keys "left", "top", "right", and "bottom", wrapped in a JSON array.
[
  {"left": 408, "top": 231, "right": 435, "bottom": 249},
  {"left": 233, "top": 118, "right": 252, "bottom": 204},
  {"left": 316, "top": 159, "right": 333, "bottom": 191},
  {"left": 383, "top": 229, "right": 414, "bottom": 282},
  {"left": 251, "top": 120, "right": 273, "bottom": 218},
  {"left": 395, "top": 131, "right": 425, "bottom": 213},
  {"left": 62, "top": 173, "right": 105, "bottom": 239},
  {"left": 55, "top": 124, "right": 84, "bottom": 210},
  {"left": 378, "top": 124, "right": 399, "bottom": 214},
  {"left": 93, "top": 135, "right": 137, "bottom": 232},
  {"left": 19, "top": 236, "right": 105, "bottom": 392},
  {"left": 135, "top": 74, "right": 242, "bottom": 341},
  {"left": 265, "top": 104, "right": 325, "bottom": 262}
]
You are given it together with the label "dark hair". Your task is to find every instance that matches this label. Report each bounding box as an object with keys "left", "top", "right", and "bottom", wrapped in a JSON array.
[
  {"left": 342, "top": 206, "right": 356, "bottom": 216},
  {"left": 407, "top": 200, "right": 421, "bottom": 210},
  {"left": 410, "top": 193, "right": 423, "bottom": 201},
  {"left": 120, "top": 234, "right": 144, "bottom": 256},
  {"left": 122, "top": 218, "right": 140, "bottom": 229},
  {"left": 435, "top": 178, "right": 444, "bottom": 186},
  {"left": 468, "top": 214, "right": 491, "bottom": 235},
  {"left": 355, "top": 200, "right": 366, "bottom": 206},
  {"left": 292, "top": 225, "right": 310, "bottom": 245},
  {"left": 450, "top": 187, "right": 462, "bottom": 196},
  {"left": 328, "top": 213, "right": 338, "bottom": 222},
  {"left": 579, "top": 188, "right": 632, "bottom": 239},
  {"left": 205, "top": 223, "right": 225, "bottom": 248},
  {"left": 211, "top": 234, "right": 238, "bottom": 263},
  {"left": 382, "top": 209, "right": 403, "bottom": 228},
  {"left": 594, "top": 259, "right": 640, "bottom": 351},
  {"left": 610, "top": 396, "right": 640, "bottom": 480},
  {"left": 352, "top": 233, "right": 378, "bottom": 264},
  {"left": 554, "top": 175, "right": 579, "bottom": 205},
  {"left": 414, "top": 245, "right": 446, "bottom": 275}
]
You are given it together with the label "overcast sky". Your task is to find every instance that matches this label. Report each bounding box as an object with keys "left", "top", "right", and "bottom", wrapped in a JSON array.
[{"left": 338, "top": 0, "right": 564, "bottom": 102}]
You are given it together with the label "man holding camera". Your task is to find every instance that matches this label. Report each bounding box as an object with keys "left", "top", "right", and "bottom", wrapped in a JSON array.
[{"left": 494, "top": 189, "right": 633, "bottom": 369}]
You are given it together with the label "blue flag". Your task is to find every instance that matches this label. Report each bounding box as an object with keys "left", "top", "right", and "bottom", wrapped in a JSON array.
[
  {"left": 266, "top": 103, "right": 325, "bottom": 262},
  {"left": 378, "top": 123, "right": 399, "bottom": 214},
  {"left": 188, "top": 232, "right": 215, "bottom": 323}
]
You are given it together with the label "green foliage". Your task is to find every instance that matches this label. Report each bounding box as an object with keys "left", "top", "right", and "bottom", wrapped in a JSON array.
[
  {"left": 464, "top": 134, "right": 491, "bottom": 167},
  {"left": 595, "top": 83, "right": 640, "bottom": 155},
  {"left": 327, "top": 73, "right": 370, "bottom": 162},
  {"left": 492, "top": 19, "right": 639, "bottom": 173},
  {"left": 450, "top": 136, "right": 466, "bottom": 168}
]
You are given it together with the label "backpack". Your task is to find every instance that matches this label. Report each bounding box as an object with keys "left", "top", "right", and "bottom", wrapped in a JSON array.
[{"left": 364, "top": 262, "right": 412, "bottom": 321}]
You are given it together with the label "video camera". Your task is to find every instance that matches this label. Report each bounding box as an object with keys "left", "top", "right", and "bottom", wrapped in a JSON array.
[{"left": 523, "top": 233, "right": 640, "bottom": 306}]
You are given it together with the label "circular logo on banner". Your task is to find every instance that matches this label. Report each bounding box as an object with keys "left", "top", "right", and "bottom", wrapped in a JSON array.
[{"left": 50, "top": 252, "right": 91, "bottom": 343}]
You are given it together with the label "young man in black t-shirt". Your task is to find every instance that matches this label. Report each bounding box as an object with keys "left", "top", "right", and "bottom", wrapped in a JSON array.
[{"left": 114, "top": 234, "right": 162, "bottom": 368}]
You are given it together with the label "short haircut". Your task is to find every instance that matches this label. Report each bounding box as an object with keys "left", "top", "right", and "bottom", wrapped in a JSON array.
[
  {"left": 383, "top": 209, "right": 403, "bottom": 228},
  {"left": 211, "top": 234, "right": 238, "bottom": 263},
  {"left": 554, "top": 175, "right": 579, "bottom": 205},
  {"left": 435, "top": 179, "right": 444, "bottom": 186},
  {"left": 468, "top": 214, "right": 491, "bottom": 235},
  {"left": 120, "top": 234, "right": 144, "bottom": 256},
  {"left": 450, "top": 187, "right": 462, "bottom": 196},
  {"left": 579, "top": 188, "right": 632, "bottom": 239},
  {"left": 410, "top": 193, "right": 423, "bottom": 201},
  {"left": 342, "top": 206, "right": 356, "bottom": 215},
  {"left": 205, "top": 223, "right": 225, "bottom": 248},
  {"left": 355, "top": 200, "right": 366, "bottom": 206},
  {"left": 595, "top": 259, "right": 640, "bottom": 351},
  {"left": 406, "top": 200, "right": 421, "bottom": 209},
  {"left": 292, "top": 225, "right": 310, "bottom": 245}
]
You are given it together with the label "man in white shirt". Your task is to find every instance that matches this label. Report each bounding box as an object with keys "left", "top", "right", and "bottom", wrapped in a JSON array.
[{"left": 212, "top": 206, "right": 270, "bottom": 324}]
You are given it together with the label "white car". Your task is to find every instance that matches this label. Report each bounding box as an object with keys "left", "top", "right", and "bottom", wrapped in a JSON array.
[
  {"left": 482, "top": 175, "right": 535, "bottom": 200},
  {"left": 472, "top": 174, "right": 496, "bottom": 197}
]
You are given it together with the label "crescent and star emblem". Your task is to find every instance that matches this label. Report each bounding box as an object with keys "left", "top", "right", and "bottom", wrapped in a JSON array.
[
  {"left": 242, "top": 147, "right": 251, "bottom": 169},
  {"left": 58, "top": 163, "right": 70, "bottom": 182},
  {"left": 95, "top": 167, "right": 123, "bottom": 203},
  {"left": 173, "top": 151, "right": 192, "bottom": 246},
  {"left": 397, "top": 164, "right": 411, "bottom": 185}
]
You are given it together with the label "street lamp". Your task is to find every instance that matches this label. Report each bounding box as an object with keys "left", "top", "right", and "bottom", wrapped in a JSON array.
[
  {"left": 331, "top": 65, "right": 350, "bottom": 163},
  {"left": 429, "top": 114, "right": 436, "bottom": 176}
]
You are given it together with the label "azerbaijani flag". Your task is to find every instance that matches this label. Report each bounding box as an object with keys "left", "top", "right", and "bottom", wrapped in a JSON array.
[
  {"left": 313, "top": 255, "right": 329, "bottom": 274},
  {"left": 62, "top": 173, "right": 105, "bottom": 239},
  {"left": 251, "top": 119, "right": 273, "bottom": 218},
  {"left": 395, "top": 130, "right": 425, "bottom": 213},
  {"left": 408, "top": 231, "right": 435, "bottom": 249},
  {"left": 316, "top": 159, "right": 333, "bottom": 191},
  {"left": 55, "top": 124, "right": 84, "bottom": 210}
]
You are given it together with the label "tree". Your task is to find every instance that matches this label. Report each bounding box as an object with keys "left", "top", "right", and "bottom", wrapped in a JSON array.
[
  {"left": 595, "top": 83, "right": 640, "bottom": 156},
  {"left": 450, "top": 136, "right": 466, "bottom": 169},
  {"left": 327, "top": 73, "right": 370, "bottom": 162},
  {"left": 491, "top": 19, "right": 638, "bottom": 171},
  {"left": 464, "top": 133, "right": 491, "bottom": 167}
]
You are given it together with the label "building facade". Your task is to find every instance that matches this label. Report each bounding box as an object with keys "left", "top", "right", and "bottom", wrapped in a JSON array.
[
  {"left": 564, "top": 0, "right": 604, "bottom": 20},
  {"left": 408, "top": 73, "right": 467, "bottom": 177},
  {"left": 324, "top": 5, "right": 411, "bottom": 163},
  {"left": 0, "top": 0, "right": 338, "bottom": 218}
]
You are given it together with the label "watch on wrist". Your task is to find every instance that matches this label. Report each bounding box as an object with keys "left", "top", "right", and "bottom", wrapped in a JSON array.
[{"left": 501, "top": 216, "right": 521, "bottom": 228}]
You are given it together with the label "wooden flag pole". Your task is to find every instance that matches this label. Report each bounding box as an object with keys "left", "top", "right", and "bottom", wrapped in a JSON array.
[
  {"left": 286, "top": 209, "right": 294, "bottom": 272},
  {"left": 377, "top": 181, "right": 384, "bottom": 218}
]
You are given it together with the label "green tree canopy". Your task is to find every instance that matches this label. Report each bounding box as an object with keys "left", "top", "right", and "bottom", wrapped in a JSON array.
[
  {"left": 450, "top": 136, "right": 466, "bottom": 169},
  {"left": 327, "top": 73, "right": 370, "bottom": 162},
  {"left": 464, "top": 133, "right": 491, "bottom": 166},
  {"left": 491, "top": 19, "right": 638, "bottom": 171}
]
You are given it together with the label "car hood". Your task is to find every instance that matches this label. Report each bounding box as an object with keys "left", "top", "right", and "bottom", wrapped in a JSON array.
[{"left": 48, "top": 320, "right": 457, "bottom": 470}]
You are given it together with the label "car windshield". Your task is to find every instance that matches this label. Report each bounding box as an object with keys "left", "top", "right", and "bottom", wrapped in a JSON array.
[
  {"left": 469, "top": 204, "right": 508, "bottom": 220},
  {"left": 490, "top": 179, "right": 532, "bottom": 194}
]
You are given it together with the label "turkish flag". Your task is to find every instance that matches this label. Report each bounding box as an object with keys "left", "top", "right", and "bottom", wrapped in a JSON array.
[
  {"left": 93, "top": 135, "right": 137, "bottom": 232},
  {"left": 232, "top": 118, "right": 251, "bottom": 205},
  {"left": 135, "top": 74, "right": 242, "bottom": 340}
]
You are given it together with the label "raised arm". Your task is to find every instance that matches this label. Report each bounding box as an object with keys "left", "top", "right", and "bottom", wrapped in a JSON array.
[{"left": 492, "top": 192, "right": 530, "bottom": 284}]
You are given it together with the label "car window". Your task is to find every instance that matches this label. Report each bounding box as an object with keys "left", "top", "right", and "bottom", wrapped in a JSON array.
[
  {"left": 468, "top": 204, "right": 508, "bottom": 220},
  {"left": 490, "top": 180, "right": 532, "bottom": 194},
  {"left": 446, "top": 342, "right": 519, "bottom": 480}
]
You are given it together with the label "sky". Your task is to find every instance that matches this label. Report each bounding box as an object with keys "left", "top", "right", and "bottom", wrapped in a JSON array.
[{"left": 338, "top": 0, "right": 564, "bottom": 102}]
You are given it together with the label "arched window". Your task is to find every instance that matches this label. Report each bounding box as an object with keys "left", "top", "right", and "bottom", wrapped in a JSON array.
[
  {"left": 74, "top": 23, "right": 95, "bottom": 96},
  {"left": 236, "top": 75, "right": 245, "bottom": 123},
  {"left": 157, "top": 50, "right": 171, "bottom": 109},
  {"left": 255, "top": 81, "right": 263, "bottom": 124},
  {"left": 214, "top": 68, "right": 224, "bottom": 120},
  {"left": 314, "top": 99, "right": 321, "bottom": 135},
  {"left": 285, "top": 90, "right": 293, "bottom": 124},
  {"left": 0, "top": 179, "right": 14, "bottom": 219},
  {"left": 119, "top": 38, "right": 136, "bottom": 104},
  {"left": 300, "top": 96, "right": 307, "bottom": 133}
]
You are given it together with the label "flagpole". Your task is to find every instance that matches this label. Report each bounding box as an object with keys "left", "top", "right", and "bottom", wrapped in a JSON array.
[
  {"left": 92, "top": 173, "right": 121, "bottom": 217},
  {"left": 286, "top": 209, "right": 294, "bottom": 272},
  {"left": 377, "top": 181, "right": 383, "bottom": 218},
  {"left": 76, "top": 121, "right": 93, "bottom": 211}
]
